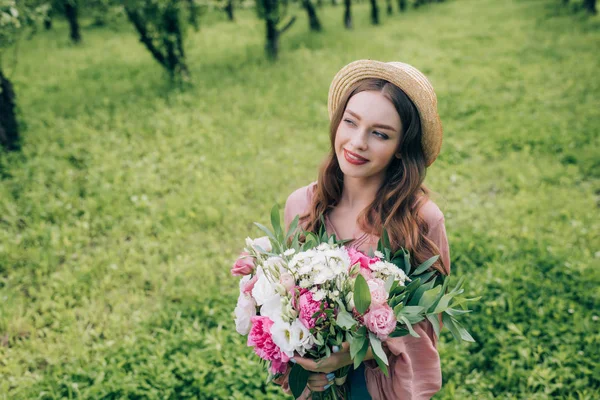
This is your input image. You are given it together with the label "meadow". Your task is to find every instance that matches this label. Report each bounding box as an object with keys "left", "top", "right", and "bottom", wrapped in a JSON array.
[{"left": 0, "top": 0, "right": 599, "bottom": 398}]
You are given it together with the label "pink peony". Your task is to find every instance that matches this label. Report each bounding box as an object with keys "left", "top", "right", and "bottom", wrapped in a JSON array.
[
  {"left": 363, "top": 304, "right": 396, "bottom": 340},
  {"left": 241, "top": 274, "right": 258, "bottom": 295},
  {"left": 367, "top": 278, "right": 389, "bottom": 306},
  {"left": 231, "top": 252, "right": 256, "bottom": 276},
  {"left": 247, "top": 316, "right": 290, "bottom": 372},
  {"left": 298, "top": 290, "right": 325, "bottom": 330}
]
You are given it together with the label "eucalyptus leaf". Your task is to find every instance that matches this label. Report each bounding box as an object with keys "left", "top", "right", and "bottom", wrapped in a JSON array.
[
  {"left": 426, "top": 314, "right": 441, "bottom": 338},
  {"left": 368, "top": 332, "right": 389, "bottom": 365},
  {"left": 412, "top": 255, "right": 439, "bottom": 275},
  {"left": 399, "top": 316, "right": 420, "bottom": 338}
]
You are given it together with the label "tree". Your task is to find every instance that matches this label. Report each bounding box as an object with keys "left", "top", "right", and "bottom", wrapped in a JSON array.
[
  {"left": 343, "top": 0, "right": 352, "bottom": 28},
  {"left": 397, "top": 0, "right": 405, "bottom": 11},
  {"left": 64, "top": 0, "right": 81, "bottom": 43},
  {"left": 302, "top": 0, "right": 321, "bottom": 31},
  {"left": 0, "top": 0, "right": 48, "bottom": 151},
  {"left": 583, "top": 0, "right": 597, "bottom": 14},
  {"left": 124, "top": 0, "right": 189, "bottom": 80},
  {"left": 370, "top": 0, "right": 379, "bottom": 24},
  {"left": 255, "top": 0, "right": 296, "bottom": 59},
  {"left": 385, "top": 0, "right": 391, "bottom": 15}
]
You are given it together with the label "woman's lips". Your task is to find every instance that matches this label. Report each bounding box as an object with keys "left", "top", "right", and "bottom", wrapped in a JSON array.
[{"left": 344, "top": 149, "right": 369, "bottom": 165}]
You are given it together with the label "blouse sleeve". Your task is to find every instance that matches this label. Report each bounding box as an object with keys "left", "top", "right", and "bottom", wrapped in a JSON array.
[{"left": 363, "top": 209, "right": 451, "bottom": 400}]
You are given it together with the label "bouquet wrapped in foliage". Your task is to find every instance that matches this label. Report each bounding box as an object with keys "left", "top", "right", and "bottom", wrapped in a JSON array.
[{"left": 232, "top": 206, "right": 477, "bottom": 399}]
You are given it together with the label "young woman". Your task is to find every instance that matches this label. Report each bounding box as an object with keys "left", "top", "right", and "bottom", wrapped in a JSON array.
[{"left": 275, "top": 60, "right": 451, "bottom": 400}]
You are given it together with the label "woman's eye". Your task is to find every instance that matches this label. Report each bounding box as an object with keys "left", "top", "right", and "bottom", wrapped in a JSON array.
[
  {"left": 373, "top": 131, "right": 389, "bottom": 140},
  {"left": 343, "top": 119, "right": 355, "bottom": 126}
]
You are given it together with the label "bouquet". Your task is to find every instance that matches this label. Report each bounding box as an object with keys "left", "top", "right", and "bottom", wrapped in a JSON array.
[{"left": 232, "top": 206, "right": 477, "bottom": 399}]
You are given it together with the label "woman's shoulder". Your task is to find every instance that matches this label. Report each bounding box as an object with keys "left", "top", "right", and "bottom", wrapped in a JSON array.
[
  {"left": 416, "top": 196, "right": 445, "bottom": 228},
  {"left": 284, "top": 181, "right": 317, "bottom": 224}
]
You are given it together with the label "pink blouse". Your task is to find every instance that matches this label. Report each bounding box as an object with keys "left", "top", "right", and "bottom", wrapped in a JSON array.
[{"left": 284, "top": 182, "right": 451, "bottom": 400}]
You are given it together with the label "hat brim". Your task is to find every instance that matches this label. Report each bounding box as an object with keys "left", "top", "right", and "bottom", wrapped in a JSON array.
[{"left": 328, "top": 59, "right": 443, "bottom": 167}]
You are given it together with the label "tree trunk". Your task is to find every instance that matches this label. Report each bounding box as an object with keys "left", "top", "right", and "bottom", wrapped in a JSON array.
[
  {"left": 0, "top": 68, "right": 19, "bottom": 152},
  {"left": 225, "top": 0, "right": 235, "bottom": 21},
  {"left": 303, "top": 0, "right": 322, "bottom": 31},
  {"left": 386, "top": 0, "right": 392, "bottom": 14},
  {"left": 163, "top": 3, "right": 189, "bottom": 79},
  {"left": 187, "top": 0, "right": 200, "bottom": 30},
  {"left": 317, "top": 0, "right": 323, "bottom": 7},
  {"left": 264, "top": 0, "right": 279, "bottom": 59},
  {"left": 583, "top": 0, "right": 597, "bottom": 14},
  {"left": 398, "top": 0, "right": 406, "bottom": 11},
  {"left": 44, "top": 13, "right": 52, "bottom": 30},
  {"left": 370, "top": 0, "right": 379, "bottom": 24},
  {"left": 64, "top": 2, "right": 81, "bottom": 43},
  {"left": 344, "top": 0, "right": 352, "bottom": 29}
]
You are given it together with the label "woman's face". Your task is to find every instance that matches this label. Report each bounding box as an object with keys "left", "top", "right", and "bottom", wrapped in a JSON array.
[{"left": 334, "top": 90, "right": 402, "bottom": 182}]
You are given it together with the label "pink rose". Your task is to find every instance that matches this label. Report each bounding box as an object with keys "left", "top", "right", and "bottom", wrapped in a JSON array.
[
  {"left": 241, "top": 274, "right": 258, "bottom": 295},
  {"left": 367, "top": 278, "right": 389, "bottom": 306},
  {"left": 231, "top": 252, "right": 255, "bottom": 276},
  {"left": 247, "top": 316, "right": 290, "bottom": 372},
  {"left": 363, "top": 304, "right": 396, "bottom": 340},
  {"left": 298, "top": 290, "right": 325, "bottom": 330},
  {"left": 279, "top": 273, "right": 295, "bottom": 293}
]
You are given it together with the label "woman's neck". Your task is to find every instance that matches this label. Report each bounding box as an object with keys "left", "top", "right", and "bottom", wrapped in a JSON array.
[{"left": 339, "top": 175, "right": 383, "bottom": 211}]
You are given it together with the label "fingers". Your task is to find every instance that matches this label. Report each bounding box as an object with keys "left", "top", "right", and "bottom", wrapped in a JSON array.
[
  {"left": 306, "top": 373, "right": 335, "bottom": 392},
  {"left": 296, "top": 386, "right": 312, "bottom": 400},
  {"left": 292, "top": 356, "right": 319, "bottom": 372}
]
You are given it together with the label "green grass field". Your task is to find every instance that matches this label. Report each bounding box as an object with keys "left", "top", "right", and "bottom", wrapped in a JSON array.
[{"left": 1, "top": 0, "right": 599, "bottom": 398}]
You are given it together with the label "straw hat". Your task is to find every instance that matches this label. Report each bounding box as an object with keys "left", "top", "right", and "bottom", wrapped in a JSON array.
[{"left": 327, "top": 59, "right": 443, "bottom": 167}]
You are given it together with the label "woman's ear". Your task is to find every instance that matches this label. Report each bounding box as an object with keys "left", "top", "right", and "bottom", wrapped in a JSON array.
[{"left": 395, "top": 153, "right": 401, "bottom": 159}]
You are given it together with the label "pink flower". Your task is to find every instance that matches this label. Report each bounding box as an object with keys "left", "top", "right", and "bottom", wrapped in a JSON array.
[
  {"left": 231, "top": 252, "right": 255, "bottom": 276},
  {"left": 348, "top": 248, "right": 379, "bottom": 280},
  {"left": 247, "top": 316, "right": 290, "bottom": 372},
  {"left": 241, "top": 274, "right": 258, "bottom": 295},
  {"left": 363, "top": 304, "right": 396, "bottom": 340},
  {"left": 279, "top": 273, "right": 295, "bottom": 293},
  {"left": 367, "top": 278, "right": 389, "bottom": 305},
  {"left": 298, "top": 290, "right": 325, "bottom": 330}
]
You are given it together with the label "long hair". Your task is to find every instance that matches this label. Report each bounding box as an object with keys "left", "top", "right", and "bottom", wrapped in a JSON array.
[{"left": 302, "top": 78, "right": 448, "bottom": 275}]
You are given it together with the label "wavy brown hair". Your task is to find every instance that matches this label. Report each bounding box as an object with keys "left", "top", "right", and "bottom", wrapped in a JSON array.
[{"left": 302, "top": 78, "right": 448, "bottom": 276}]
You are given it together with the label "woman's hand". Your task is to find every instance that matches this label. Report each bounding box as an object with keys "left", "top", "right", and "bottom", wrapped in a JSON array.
[
  {"left": 291, "top": 343, "right": 352, "bottom": 374},
  {"left": 292, "top": 372, "right": 336, "bottom": 400}
]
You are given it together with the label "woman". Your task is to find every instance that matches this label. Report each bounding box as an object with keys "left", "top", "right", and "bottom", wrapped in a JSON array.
[{"left": 276, "top": 60, "right": 451, "bottom": 399}]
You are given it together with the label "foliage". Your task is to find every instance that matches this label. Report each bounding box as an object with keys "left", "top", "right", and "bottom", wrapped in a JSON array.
[{"left": 0, "top": 0, "right": 598, "bottom": 398}]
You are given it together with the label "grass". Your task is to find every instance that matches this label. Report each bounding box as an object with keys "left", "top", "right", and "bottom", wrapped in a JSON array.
[{"left": 0, "top": 0, "right": 599, "bottom": 398}]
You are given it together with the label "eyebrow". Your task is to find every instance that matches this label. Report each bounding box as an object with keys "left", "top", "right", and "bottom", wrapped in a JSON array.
[{"left": 345, "top": 109, "right": 398, "bottom": 133}]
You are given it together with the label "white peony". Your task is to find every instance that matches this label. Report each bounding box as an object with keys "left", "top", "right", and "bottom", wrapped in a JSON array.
[
  {"left": 260, "top": 293, "right": 283, "bottom": 322},
  {"left": 234, "top": 293, "right": 256, "bottom": 335}
]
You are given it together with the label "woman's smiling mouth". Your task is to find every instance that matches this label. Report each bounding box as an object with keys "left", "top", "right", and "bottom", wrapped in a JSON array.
[{"left": 343, "top": 149, "right": 369, "bottom": 165}]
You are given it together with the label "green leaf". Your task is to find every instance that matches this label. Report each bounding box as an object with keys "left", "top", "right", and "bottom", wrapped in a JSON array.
[
  {"left": 367, "top": 334, "right": 391, "bottom": 375},
  {"left": 412, "top": 255, "right": 439, "bottom": 275},
  {"left": 289, "top": 364, "right": 311, "bottom": 398},
  {"left": 418, "top": 285, "right": 442, "bottom": 309},
  {"left": 399, "top": 316, "right": 420, "bottom": 338},
  {"left": 426, "top": 314, "right": 441, "bottom": 338},
  {"left": 349, "top": 333, "right": 366, "bottom": 359},
  {"left": 336, "top": 302, "right": 357, "bottom": 330},
  {"left": 253, "top": 222, "right": 277, "bottom": 244},
  {"left": 384, "top": 275, "right": 395, "bottom": 293},
  {"left": 354, "top": 274, "right": 372, "bottom": 314},
  {"left": 445, "top": 308, "right": 473, "bottom": 316},
  {"left": 353, "top": 339, "right": 370, "bottom": 369},
  {"left": 285, "top": 214, "right": 300, "bottom": 242},
  {"left": 368, "top": 332, "right": 389, "bottom": 366},
  {"left": 271, "top": 204, "right": 282, "bottom": 238}
]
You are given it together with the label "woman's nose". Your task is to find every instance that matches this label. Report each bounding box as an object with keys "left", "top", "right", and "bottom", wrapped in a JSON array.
[{"left": 351, "top": 130, "right": 368, "bottom": 150}]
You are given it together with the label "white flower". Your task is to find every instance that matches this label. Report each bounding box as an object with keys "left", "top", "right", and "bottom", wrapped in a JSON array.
[
  {"left": 374, "top": 250, "right": 385, "bottom": 259},
  {"left": 284, "top": 248, "right": 296, "bottom": 256},
  {"left": 234, "top": 293, "right": 256, "bottom": 335},
  {"left": 291, "top": 320, "right": 314, "bottom": 356},
  {"left": 252, "top": 273, "right": 277, "bottom": 306},
  {"left": 313, "top": 289, "right": 326, "bottom": 302},
  {"left": 270, "top": 320, "right": 296, "bottom": 358},
  {"left": 260, "top": 293, "right": 283, "bottom": 323},
  {"left": 245, "top": 236, "right": 272, "bottom": 253}
]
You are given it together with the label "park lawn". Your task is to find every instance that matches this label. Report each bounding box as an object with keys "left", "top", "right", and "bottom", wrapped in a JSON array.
[{"left": 0, "top": 0, "right": 599, "bottom": 398}]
